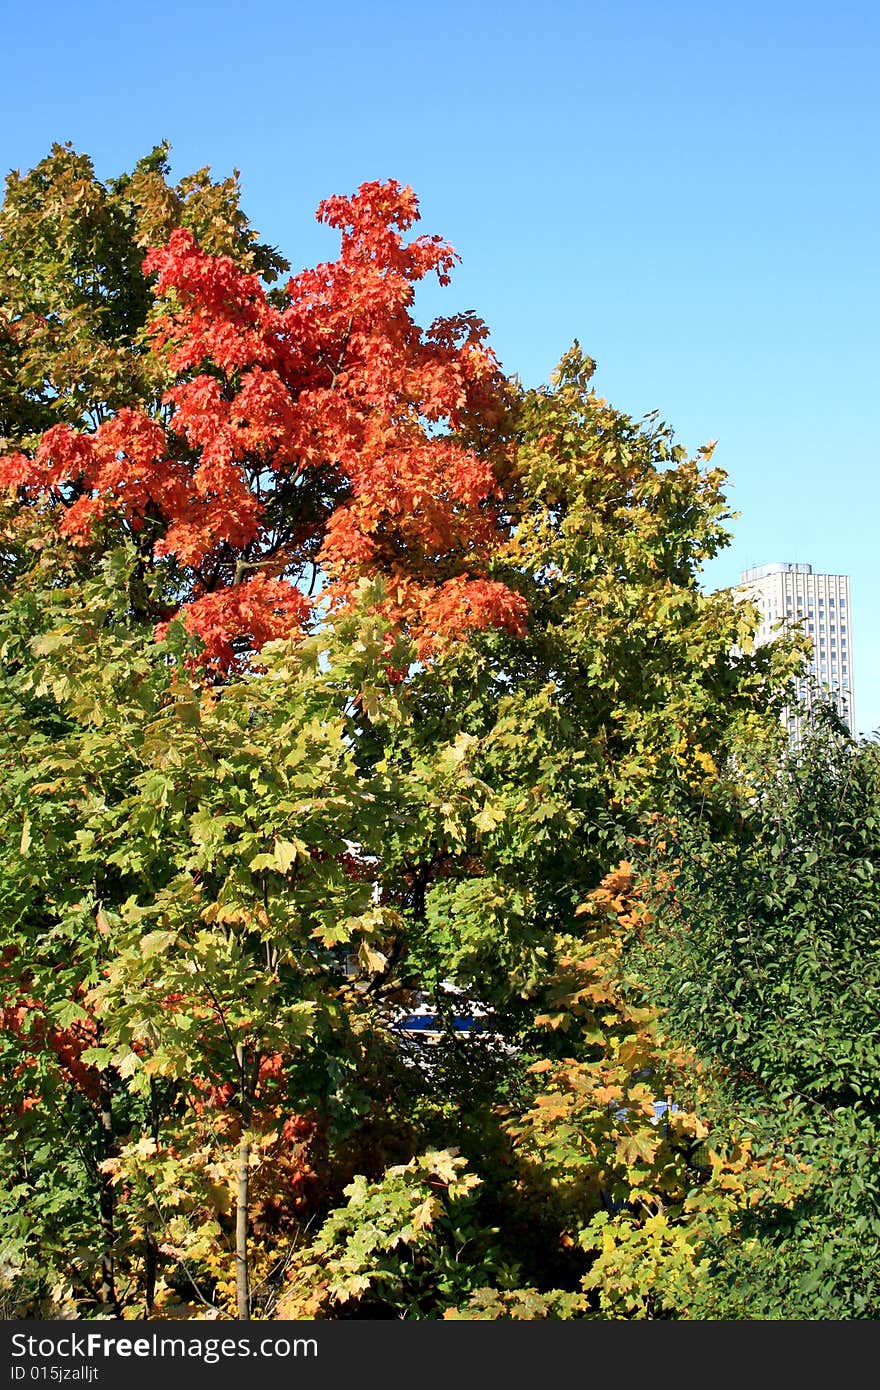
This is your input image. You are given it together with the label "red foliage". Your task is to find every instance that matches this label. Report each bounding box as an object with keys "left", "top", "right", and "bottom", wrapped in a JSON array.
[
  {"left": 0, "top": 995, "right": 100, "bottom": 1102},
  {"left": 0, "top": 180, "right": 527, "bottom": 671},
  {"left": 250, "top": 1110, "right": 326, "bottom": 1234}
]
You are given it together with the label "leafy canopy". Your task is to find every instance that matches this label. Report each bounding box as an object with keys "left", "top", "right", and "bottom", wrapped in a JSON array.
[{"left": 0, "top": 143, "right": 818, "bottom": 1321}]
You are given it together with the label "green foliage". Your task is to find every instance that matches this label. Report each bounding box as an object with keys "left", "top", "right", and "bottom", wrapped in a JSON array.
[
  {"left": 0, "top": 552, "right": 413, "bottom": 1313},
  {"left": 0, "top": 142, "right": 286, "bottom": 448},
  {"left": 500, "top": 345, "right": 799, "bottom": 810},
  {"left": 634, "top": 714, "right": 880, "bottom": 1316},
  {"left": 443, "top": 1287, "right": 584, "bottom": 1319},
  {"left": 278, "top": 1149, "right": 506, "bottom": 1318}
]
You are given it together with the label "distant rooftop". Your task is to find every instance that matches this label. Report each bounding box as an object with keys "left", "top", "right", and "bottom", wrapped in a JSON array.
[{"left": 740, "top": 562, "right": 812, "bottom": 581}]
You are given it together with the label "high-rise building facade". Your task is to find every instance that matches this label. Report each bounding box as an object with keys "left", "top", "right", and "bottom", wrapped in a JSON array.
[{"left": 736, "top": 562, "right": 855, "bottom": 738}]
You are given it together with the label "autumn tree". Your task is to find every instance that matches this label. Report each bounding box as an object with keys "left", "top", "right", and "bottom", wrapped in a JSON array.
[
  {"left": 1, "top": 147, "right": 526, "bottom": 672},
  {"left": 0, "top": 144, "right": 808, "bottom": 1320},
  {"left": 0, "top": 145, "right": 525, "bottom": 1317}
]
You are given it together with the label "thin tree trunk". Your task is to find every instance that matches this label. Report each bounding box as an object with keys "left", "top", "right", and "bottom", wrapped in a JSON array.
[
  {"left": 144, "top": 1233, "right": 158, "bottom": 1315},
  {"left": 235, "top": 1131, "right": 251, "bottom": 1321},
  {"left": 144, "top": 1079, "right": 161, "bottom": 1316},
  {"left": 97, "top": 1068, "right": 119, "bottom": 1314},
  {"left": 234, "top": 1044, "right": 256, "bottom": 1321}
]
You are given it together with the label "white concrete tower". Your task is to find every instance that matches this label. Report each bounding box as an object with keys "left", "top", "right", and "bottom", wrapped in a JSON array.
[{"left": 736, "top": 562, "right": 855, "bottom": 739}]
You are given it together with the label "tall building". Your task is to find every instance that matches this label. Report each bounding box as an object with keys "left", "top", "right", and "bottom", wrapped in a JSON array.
[{"left": 736, "top": 562, "right": 855, "bottom": 738}]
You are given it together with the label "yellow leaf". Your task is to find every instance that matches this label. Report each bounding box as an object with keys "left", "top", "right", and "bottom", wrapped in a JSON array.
[
  {"left": 473, "top": 803, "right": 504, "bottom": 833},
  {"left": 357, "top": 942, "right": 388, "bottom": 974},
  {"left": 411, "top": 1197, "right": 438, "bottom": 1230},
  {"left": 615, "top": 1132, "right": 661, "bottom": 1167},
  {"left": 273, "top": 839, "right": 299, "bottom": 872},
  {"left": 115, "top": 1048, "right": 141, "bottom": 1079}
]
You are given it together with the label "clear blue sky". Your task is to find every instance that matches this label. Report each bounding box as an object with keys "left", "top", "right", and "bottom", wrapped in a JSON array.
[{"left": 3, "top": 0, "right": 878, "bottom": 732}]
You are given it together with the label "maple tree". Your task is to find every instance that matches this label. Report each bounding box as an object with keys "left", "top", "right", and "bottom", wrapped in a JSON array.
[
  {"left": 1, "top": 154, "right": 526, "bottom": 674},
  {"left": 1, "top": 143, "right": 859, "bottom": 1323},
  {"left": 0, "top": 149, "right": 529, "bottom": 1316}
]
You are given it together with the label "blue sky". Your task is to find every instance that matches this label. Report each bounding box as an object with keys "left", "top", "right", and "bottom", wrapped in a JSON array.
[{"left": 3, "top": 0, "right": 878, "bottom": 732}]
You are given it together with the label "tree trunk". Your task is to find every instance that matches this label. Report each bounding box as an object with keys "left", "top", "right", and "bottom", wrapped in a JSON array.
[
  {"left": 235, "top": 1131, "right": 251, "bottom": 1321},
  {"left": 144, "top": 1232, "right": 158, "bottom": 1315},
  {"left": 144, "top": 1079, "right": 161, "bottom": 1315},
  {"left": 97, "top": 1068, "right": 119, "bottom": 1314},
  {"left": 234, "top": 1044, "right": 256, "bottom": 1321}
]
